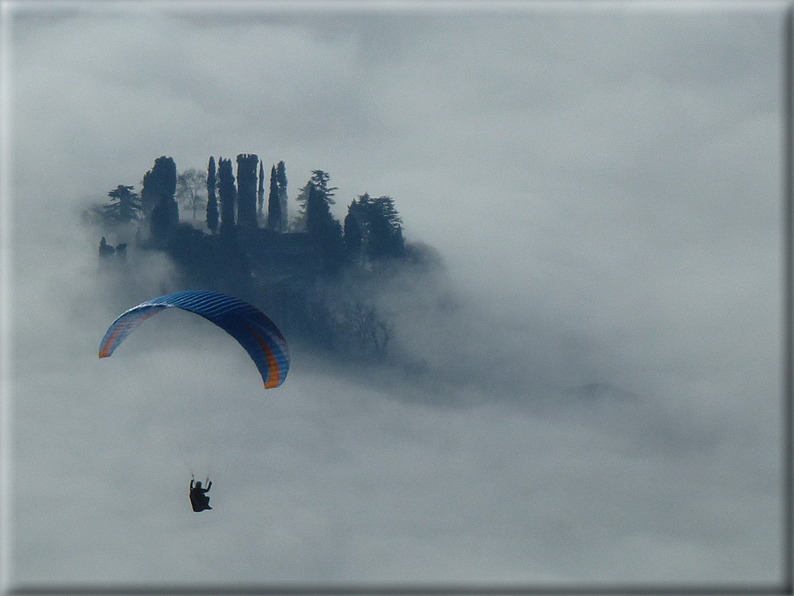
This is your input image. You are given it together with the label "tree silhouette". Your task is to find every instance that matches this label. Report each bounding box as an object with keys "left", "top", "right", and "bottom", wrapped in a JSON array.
[
  {"left": 343, "top": 204, "right": 363, "bottom": 263},
  {"left": 93, "top": 152, "right": 429, "bottom": 366},
  {"left": 304, "top": 174, "right": 343, "bottom": 273},
  {"left": 267, "top": 165, "right": 282, "bottom": 231},
  {"left": 206, "top": 156, "right": 218, "bottom": 234},
  {"left": 291, "top": 170, "right": 344, "bottom": 271},
  {"left": 257, "top": 161, "right": 265, "bottom": 224},
  {"left": 142, "top": 156, "right": 178, "bottom": 243},
  {"left": 276, "top": 160, "right": 288, "bottom": 232},
  {"left": 367, "top": 195, "right": 404, "bottom": 259},
  {"left": 104, "top": 185, "right": 142, "bottom": 224},
  {"left": 236, "top": 154, "right": 259, "bottom": 227},
  {"left": 348, "top": 193, "right": 405, "bottom": 260},
  {"left": 306, "top": 184, "right": 340, "bottom": 238},
  {"left": 295, "top": 170, "right": 336, "bottom": 232},
  {"left": 218, "top": 157, "right": 237, "bottom": 233},
  {"left": 176, "top": 168, "right": 208, "bottom": 221},
  {"left": 99, "top": 236, "right": 115, "bottom": 257}
]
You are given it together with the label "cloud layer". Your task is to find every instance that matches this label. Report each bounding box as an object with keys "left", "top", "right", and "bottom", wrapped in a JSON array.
[{"left": 4, "top": 2, "right": 786, "bottom": 586}]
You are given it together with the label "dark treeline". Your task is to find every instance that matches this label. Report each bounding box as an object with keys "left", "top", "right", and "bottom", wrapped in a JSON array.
[{"left": 89, "top": 154, "right": 440, "bottom": 364}]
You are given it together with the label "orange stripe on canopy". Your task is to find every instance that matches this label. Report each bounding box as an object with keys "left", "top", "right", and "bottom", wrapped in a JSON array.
[
  {"left": 248, "top": 326, "right": 281, "bottom": 389},
  {"left": 98, "top": 326, "right": 124, "bottom": 358}
]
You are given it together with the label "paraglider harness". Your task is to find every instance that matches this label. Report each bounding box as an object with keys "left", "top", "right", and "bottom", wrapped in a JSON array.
[{"left": 189, "top": 475, "right": 213, "bottom": 512}]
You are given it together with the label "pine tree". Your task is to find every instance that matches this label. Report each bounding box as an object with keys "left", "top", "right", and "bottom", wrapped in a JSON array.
[
  {"left": 307, "top": 185, "right": 342, "bottom": 242},
  {"left": 206, "top": 156, "right": 218, "bottom": 234},
  {"left": 347, "top": 193, "right": 405, "bottom": 260},
  {"left": 105, "top": 185, "right": 142, "bottom": 224},
  {"left": 367, "top": 196, "right": 405, "bottom": 258},
  {"left": 295, "top": 169, "right": 336, "bottom": 232},
  {"left": 343, "top": 202, "right": 363, "bottom": 262},
  {"left": 299, "top": 170, "right": 343, "bottom": 272}
]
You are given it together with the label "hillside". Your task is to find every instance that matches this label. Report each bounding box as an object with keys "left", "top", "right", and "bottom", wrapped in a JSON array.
[{"left": 90, "top": 155, "right": 443, "bottom": 365}]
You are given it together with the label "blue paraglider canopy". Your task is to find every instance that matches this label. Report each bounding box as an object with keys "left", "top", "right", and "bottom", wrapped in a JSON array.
[{"left": 99, "top": 289, "right": 289, "bottom": 389}]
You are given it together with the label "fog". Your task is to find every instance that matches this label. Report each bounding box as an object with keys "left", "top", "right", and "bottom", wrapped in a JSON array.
[{"left": 2, "top": 1, "right": 787, "bottom": 588}]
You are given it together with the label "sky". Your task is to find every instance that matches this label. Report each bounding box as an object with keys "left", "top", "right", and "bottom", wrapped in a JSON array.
[{"left": 0, "top": 0, "right": 789, "bottom": 589}]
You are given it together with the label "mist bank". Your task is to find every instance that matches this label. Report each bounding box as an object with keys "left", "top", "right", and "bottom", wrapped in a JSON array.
[
  {"left": 86, "top": 154, "right": 590, "bottom": 408},
  {"left": 85, "top": 186, "right": 618, "bottom": 410},
  {"left": 82, "top": 193, "right": 762, "bottom": 472}
]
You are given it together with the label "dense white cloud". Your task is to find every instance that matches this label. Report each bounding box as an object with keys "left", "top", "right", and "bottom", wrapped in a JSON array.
[{"left": 2, "top": 0, "right": 786, "bottom": 587}]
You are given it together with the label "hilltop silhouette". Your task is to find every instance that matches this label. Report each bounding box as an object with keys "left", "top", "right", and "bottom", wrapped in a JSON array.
[{"left": 87, "top": 154, "right": 443, "bottom": 364}]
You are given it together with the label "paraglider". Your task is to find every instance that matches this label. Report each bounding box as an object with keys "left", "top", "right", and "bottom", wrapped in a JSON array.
[
  {"left": 190, "top": 476, "right": 213, "bottom": 512},
  {"left": 99, "top": 289, "right": 290, "bottom": 512},
  {"left": 98, "top": 289, "right": 289, "bottom": 389}
]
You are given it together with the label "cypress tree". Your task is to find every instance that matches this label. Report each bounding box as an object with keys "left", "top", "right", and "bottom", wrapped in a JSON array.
[
  {"left": 143, "top": 156, "right": 178, "bottom": 243},
  {"left": 257, "top": 161, "right": 265, "bottom": 224},
  {"left": 276, "top": 161, "right": 288, "bottom": 231},
  {"left": 267, "top": 165, "right": 281, "bottom": 230},
  {"left": 218, "top": 157, "right": 237, "bottom": 233},
  {"left": 206, "top": 156, "right": 218, "bottom": 234}
]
